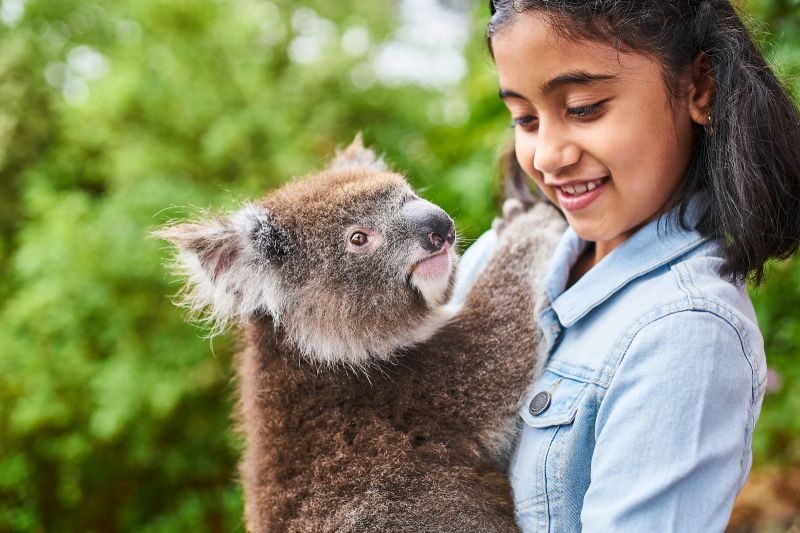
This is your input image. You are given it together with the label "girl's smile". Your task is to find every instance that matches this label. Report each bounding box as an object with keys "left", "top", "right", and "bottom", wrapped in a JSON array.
[
  {"left": 551, "top": 176, "right": 609, "bottom": 211},
  {"left": 491, "top": 12, "right": 709, "bottom": 266}
]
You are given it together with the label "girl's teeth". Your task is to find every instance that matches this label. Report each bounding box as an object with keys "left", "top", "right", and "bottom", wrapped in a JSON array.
[{"left": 561, "top": 177, "right": 606, "bottom": 195}]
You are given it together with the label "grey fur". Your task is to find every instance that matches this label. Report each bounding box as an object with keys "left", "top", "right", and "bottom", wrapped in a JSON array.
[{"left": 157, "top": 137, "right": 566, "bottom": 531}]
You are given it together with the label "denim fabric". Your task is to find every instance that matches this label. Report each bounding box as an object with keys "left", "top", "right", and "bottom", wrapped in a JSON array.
[{"left": 451, "top": 204, "right": 767, "bottom": 532}]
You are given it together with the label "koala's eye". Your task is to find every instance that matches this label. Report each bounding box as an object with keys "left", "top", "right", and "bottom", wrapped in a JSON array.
[{"left": 350, "top": 231, "right": 369, "bottom": 246}]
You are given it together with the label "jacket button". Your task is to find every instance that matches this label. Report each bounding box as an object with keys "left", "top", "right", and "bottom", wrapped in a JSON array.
[{"left": 529, "top": 391, "right": 551, "bottom": 416}]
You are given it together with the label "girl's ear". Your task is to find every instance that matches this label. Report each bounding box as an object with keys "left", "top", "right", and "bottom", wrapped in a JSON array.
[{"left": 688, "top": 52, "right": 716, "bottom": 127}]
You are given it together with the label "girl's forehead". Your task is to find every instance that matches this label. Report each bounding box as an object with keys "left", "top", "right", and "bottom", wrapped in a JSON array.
[{"left": 492, "top": 12, "right": 661, "bottom": 96}]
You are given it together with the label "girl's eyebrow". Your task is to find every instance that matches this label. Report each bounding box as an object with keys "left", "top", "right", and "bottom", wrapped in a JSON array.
[
  {"left": 499, "top": 71, "right": 619, "bottom": 101},
  {"left": 540, "top": 71, "right": 619, "bottom": 94},
  {"left": 499, "top": 88, "right": 526, "bottom": 100}
]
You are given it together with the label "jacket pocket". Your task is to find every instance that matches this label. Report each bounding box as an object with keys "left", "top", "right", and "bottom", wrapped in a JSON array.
[
  {"left": 519, "top": 369, "right": 590, "bottom": 428},
  {"left": 512, "top": 369, "right": 592, "bottom": 530}
]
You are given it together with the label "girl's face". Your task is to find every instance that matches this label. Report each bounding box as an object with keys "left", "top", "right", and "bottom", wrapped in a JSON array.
[{"left": 492, "top": 13, "right": 700, "bottom": 254}]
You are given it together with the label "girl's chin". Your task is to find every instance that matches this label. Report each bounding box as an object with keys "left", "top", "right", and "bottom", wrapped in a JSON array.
[{"left": 568, "top": 219, "right": 637, "bottom": 250}]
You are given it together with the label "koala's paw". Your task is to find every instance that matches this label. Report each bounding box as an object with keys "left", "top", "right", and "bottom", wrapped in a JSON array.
[
  {"left": 528, "top": 201, "right": 567, "bottom": 234},
  {"left": 491, "top": 198, "right": 527, "bottom": 235},
  {"left": 494, "top": 200, "right": 567, "bottom": 253}
]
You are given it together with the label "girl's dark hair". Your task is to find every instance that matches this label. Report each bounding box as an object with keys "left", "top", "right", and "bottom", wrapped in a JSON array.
[{"left": 488, "top": 0, "right": 800, "bottom": 285}]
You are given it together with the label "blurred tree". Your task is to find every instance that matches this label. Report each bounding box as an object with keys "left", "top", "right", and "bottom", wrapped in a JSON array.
[
  {"left": 744, "top": 0, "right": 800, "bottom": 471},
  {"left": 0, "top": 0, "right": 507, "bottom": 530}
]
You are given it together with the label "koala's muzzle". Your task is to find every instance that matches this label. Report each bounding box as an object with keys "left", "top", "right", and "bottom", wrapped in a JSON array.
[{"left": 401, "top": 199, "right": 456, "bottom": 253}]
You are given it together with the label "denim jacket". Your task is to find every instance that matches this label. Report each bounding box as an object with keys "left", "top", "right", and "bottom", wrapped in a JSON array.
[{"left": 451, "top": 204, "right": 767, "bottom": 532}]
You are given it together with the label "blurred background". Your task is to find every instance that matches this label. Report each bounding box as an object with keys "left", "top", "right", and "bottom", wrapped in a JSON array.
[{"left": 0, "top": 0, "right": 797, "bottom": 531}]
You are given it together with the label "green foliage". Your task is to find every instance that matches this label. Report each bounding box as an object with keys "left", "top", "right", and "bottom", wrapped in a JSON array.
[
  {"left": 0, "top": 0, "right": 797, "bottom": 530},
  {"left": 0, "top": 0, "right": 507, "bottom": 530},
  {"left": 751, "top": 258, "right": 800, "bottom": 465},
  {"left": 744, "top": 0, "right": 800, "bottom": 468}
]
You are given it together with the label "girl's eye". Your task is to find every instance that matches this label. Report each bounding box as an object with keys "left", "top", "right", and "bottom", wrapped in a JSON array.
[
  {"left": 567, "top": 100, "right": 608, "bottom": 119},
  {"left": 350, "top": 232, "right": 368, "bottom": 246},
  {"left": 509, "top": 115, "right": 537, "bottom": 129}
]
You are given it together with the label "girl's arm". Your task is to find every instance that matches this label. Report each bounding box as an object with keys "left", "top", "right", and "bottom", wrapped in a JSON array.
[{"left": 581, "top": 309, "right": 766, "bottom": 532}]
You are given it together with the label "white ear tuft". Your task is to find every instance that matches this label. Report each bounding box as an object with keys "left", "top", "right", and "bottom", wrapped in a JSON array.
[
  {"left": 154, "top": 206, "right": 288, "bottom": 336},
  {"left": 154, "top": 218, "right": 239, "bottom": 281},
  {"left": 330, "top": 132, "right": 387, "bottom": 172}
]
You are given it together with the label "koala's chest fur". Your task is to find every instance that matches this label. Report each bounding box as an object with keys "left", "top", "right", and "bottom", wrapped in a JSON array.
[
  {"left": 236, "top": 251, "right": 550, "bottom": 532},
  {"left": 236, "top": 316, "right": 522, "bottom": 533}
]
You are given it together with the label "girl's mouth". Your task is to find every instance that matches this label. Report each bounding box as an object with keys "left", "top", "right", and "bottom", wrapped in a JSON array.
[{"left": 555, "top": 177, "right": 609, "bottom": 211}]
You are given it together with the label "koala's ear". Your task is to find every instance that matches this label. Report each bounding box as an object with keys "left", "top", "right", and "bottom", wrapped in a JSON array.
[
  {"left": 154, "top": 205, "right": 289, "bottom": 331},
  {"left": 330, "top": 132, "right": 387, "bottom": 172},
  {"left": 248, "top": 207, "right": 290, "bottom": 264},
  {"left": 154, "top": 216, "right": 240, "bottom": 281}
]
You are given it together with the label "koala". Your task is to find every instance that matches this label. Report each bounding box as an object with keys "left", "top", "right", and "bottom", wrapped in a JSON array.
[{"left": 156, "top": 136, "right": 566, "bottom": 532}]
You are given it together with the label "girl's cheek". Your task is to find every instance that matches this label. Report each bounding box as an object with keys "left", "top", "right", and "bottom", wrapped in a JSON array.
[
  {"left": 513, "top": 139, "right": 550, "bottom": 202},
  {"left": 516, "top": 142, "right": 550, "bottom": 195},
  {"left": 538, "top": 181, "right": 559, "bottom": 207},
  {"left": 515, "top": 136, "right": 537, "bottom": 180}
]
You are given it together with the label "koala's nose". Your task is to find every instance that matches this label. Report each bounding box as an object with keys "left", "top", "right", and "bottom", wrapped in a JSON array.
[
  {"left": 401, "top": 199, "right": 456, "bottom": 253},
  {"left": 428, "top": 218, "right": 455, "bottom": 251}
]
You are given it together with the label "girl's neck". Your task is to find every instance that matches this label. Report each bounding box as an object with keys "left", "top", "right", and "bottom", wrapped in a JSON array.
[
  {"left": 567, "top": 243, "right": 595, "bottom": 289},
  {"left": 568, "top": 217, "right": 653, "bottom": 287}
]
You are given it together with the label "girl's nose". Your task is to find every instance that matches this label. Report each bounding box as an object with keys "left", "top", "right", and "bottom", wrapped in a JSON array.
[{"left": 532, "top": 122, "right": 581, "bottom": 175}]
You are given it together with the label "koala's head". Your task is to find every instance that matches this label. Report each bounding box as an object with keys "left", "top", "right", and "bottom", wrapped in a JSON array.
[{"left": 156, "top": 137, "right": 457, "bottom": 367}]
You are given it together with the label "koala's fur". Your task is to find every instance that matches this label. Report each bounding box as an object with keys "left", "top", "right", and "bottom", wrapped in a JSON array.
[{"left": 157, "top": 137, "right": 566, "bottom": 532}]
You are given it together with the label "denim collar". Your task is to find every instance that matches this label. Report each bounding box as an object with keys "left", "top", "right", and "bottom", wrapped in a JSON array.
[{"left": 542, "top": 197, "right": 711, "bottom": 328}]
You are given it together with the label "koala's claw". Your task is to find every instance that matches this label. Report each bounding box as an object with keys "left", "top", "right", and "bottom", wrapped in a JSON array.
[
  {"left": 491, "top": 198, "right": 527, "bottom": 235},
  {"left": 502, "top": 198, "right": 526, "bottom": 221}
]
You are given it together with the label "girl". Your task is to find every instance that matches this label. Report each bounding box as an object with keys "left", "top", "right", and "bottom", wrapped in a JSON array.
[{"left": 452, "top": 1, "right": 800, "bottom": 531}]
